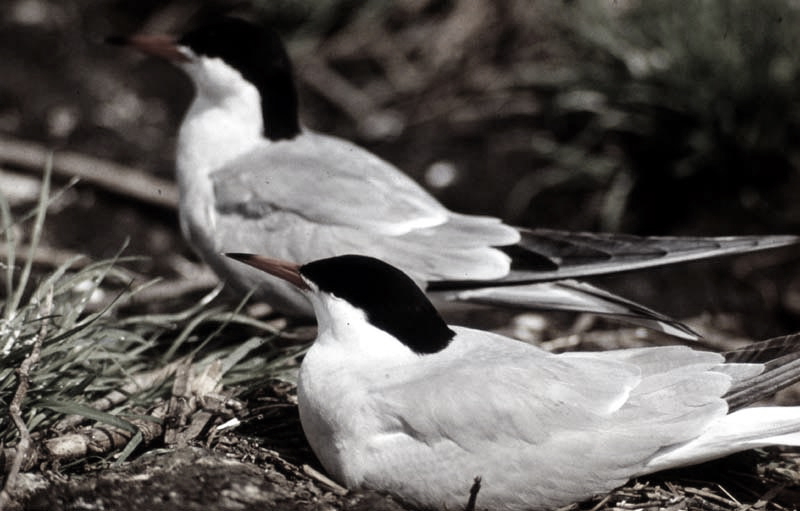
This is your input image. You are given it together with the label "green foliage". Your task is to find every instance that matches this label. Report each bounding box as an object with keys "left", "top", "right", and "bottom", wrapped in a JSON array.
[
  {"left": 0, "top": 166, "right": 295, "bottom": 447},
  {"left": 541, "top": 0, "right": 800, "bottom": 231}
]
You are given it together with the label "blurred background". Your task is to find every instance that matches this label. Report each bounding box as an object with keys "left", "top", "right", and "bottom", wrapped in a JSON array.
[{"left": 2, "top": 0, "right": 800, "bottom": 339}]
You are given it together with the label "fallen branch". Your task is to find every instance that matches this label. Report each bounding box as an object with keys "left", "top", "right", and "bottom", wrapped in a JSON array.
[
  {"left": 164, "top": 359, "right": 195, "bottom": 447},
  {"left": 0, "top": 136, "right": 178, "bottom": 210},
  {"left": 13, "top": 244, "right": 89, "bottom": 271},
  {"left": 302, "top": 464, "right": 348, "bottom": 496},
  {"left": 122, "top": 271, "right": 219, "bottom": 306},
  {"left": 1, "top": 404, "right": 168, "bottom": 476},
  {"left": 165, "top": 360, "right": 227, "bottom": 448},
  {"left": 42, "top": 409, "right": 166, "bottom": 464},
  {"left": 1, "top": 358, "right": 243, "bottom": 479},
  {"left": 52, "top": 357, "right": 189, "bottom": 433}
]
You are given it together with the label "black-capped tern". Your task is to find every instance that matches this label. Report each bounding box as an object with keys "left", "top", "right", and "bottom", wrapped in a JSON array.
[
  {"left": 110, "top": 19, "right": 798, "bottom": 339},
  {"left": 227, "top": 251, "right": 800, "bottom": 511}
]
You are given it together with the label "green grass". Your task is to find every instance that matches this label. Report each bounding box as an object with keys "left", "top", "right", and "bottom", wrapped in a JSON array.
[
  {"left": 0, "top": 164, "right": 299, "bottom": 457},
  {"left": 520, "top": 0, "right": 800, "bottom": 232}
]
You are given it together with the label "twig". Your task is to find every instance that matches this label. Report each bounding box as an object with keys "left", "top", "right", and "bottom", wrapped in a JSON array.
[
  {"left": 464, "top": 476, "right": 482, "bottom": 511},
  {"left": 12, "top": 244, "right": 88, "bottom": 271},
  {"left": 122, "top": 272, "right": 219, "bottom": 306},
  {"left": 165, "top": 359, "right": 229, "bottom": 448},
  {"left": 749, "top": 484, "right": 787, "bottom": 510},
  {"left": 2, "top": 358, "right": 237, "bottom": 475},
  {"left": 0, "top": 288, "right": 52, "bottom": 510},
  {"left": 715, "top": 483, "right": 740, "bottom": 506},
  {"left": 427, "top": 0, "right": 494, "bottom": 69},
  {"left": 586, "top": 493, "right": 613, "bottom": 511},
  {"left": 301, "top": 464, "right": 348, "bottom": 496},
  {"left": 0, "top": 136, "right": 178, "bottom": 210},
  {"left": 52, "top": 357, "right": 189, "bottom": 432},
  {"left": 164, "top": 358, "right": 194, "bottom": 448},
  {"left": 682, "top": 486, "right": 740, "bottom": 507},
  {"left": 43, "top": 407, "right": 166, "bottom": 463}
]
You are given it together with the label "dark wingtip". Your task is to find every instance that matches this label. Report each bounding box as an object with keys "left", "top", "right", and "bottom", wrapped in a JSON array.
[{"left": 105, "top": 35, "right": 129, "bottom": 46}]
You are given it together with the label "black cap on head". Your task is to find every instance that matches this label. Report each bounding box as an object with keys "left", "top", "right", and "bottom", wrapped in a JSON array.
[
  {"left": 179, "top": 17, "right": 300, "bottom": 141},
  {"left": 300, "top": 255, "right": 455, "bottom": 354}
]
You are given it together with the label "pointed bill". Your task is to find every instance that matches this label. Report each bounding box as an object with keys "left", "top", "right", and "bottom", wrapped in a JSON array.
[
  {"left": 107, "top": 34, "right": 189, "bottom": 62},
  {"left": 225, "top": 253, "right": 309, "bottom": 290}
]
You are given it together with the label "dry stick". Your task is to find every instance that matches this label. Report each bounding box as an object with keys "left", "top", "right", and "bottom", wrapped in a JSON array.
[
  {"left": 0, "top": 289, "right": 52, "bottom": 511},
  {"left": 52, "top": 357, "right": 189, "bottom": 432},
  {"left": 177, "top": 361, "right": 226, "bottom": 446},
  {"left": 464, "top": 476, "right": 482, "bottom": 511},
  {"left": 1, "top": 405, "right": 168, "bottom": 474},
  {"left": 124, "top": 272, "right": 220, "bottom": 307},
  {"left": 0, "top": 138, "right": 224, "bottom": 305},
  {"left": 0, "top": 136, "right": 178, "bottom": 210},
  {"left": 43, "top": 408, "right": 166, "bottom": 463},
  {"left": 584, "top": 493, "right": 613, "bottom": 511},
  {"left": 14, "top": 244, "right": 89, "bottom": 271},
  {"left": 682, "top": 486, "right": 740, "bottom": 507},
  {"left": 427, "top": 0, "right": 493, "bottom": 69},
  {"left": 164, "top": 359, "right": 194, "bottom": 448},
  {"left": 2, "top": 357, "right": 234, "bottom": 474},
  {"left": 301, "top": 464, "right": 348, "bottom": 496}
]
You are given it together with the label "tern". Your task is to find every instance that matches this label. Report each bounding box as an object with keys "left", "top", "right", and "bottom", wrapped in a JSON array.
[
  {"left": 227, "top": 251, "right": 800, "bottom": 511},
  {"left": 110, "top": 19, "right": 798, "bottom": 339}
]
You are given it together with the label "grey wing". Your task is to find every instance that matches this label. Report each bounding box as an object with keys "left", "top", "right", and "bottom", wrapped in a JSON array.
[
  {"left": 210, "top": 134, "right": 519, "bottom": 282},
  {"left": 212, "top": 133, "right": 488, "bottom": 234},
  {"left": 363, "top": 337, "right": 736, "bottom": 507}
]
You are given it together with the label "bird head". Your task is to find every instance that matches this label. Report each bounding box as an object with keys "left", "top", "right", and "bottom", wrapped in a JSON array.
[
  {"left": 227, "top": 253, "right": 455, "bottom": 354},
  {"left": 108, "top": 18, "right": 299, "bottom": 140}
]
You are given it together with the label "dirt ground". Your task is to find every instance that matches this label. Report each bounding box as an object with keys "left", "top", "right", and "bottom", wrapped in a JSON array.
[{"left": 3, "top": 1, "right": 800, "bottom": 510}]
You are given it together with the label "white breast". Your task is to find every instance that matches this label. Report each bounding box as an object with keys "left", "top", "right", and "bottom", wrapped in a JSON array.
[{"left": 174, "top": 56, "right": 264, "bottom": 246}]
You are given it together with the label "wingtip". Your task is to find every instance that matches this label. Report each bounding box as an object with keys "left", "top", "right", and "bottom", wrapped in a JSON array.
[
  {"left": 761, "top": 234, "right": 800, "bottom": 247},
  {"left": 657, "top": 321, "right": 702, "bottom": 342}
]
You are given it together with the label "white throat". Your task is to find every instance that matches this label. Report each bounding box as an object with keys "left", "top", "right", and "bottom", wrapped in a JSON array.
[
  {"left": 176, "top": 56, "right": 264, "bottom": 180},
  {"left": 174, "top": 55, "right": 265, "bottom": 243},
  {"left": 309, "top": 292, "right": 418, "bottom": 363}
]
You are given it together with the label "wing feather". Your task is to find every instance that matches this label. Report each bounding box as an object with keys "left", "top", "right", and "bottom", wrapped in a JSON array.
[
  {"left": 212, "top": 133, "right": 449, "bottom": 235},
  {"left": 355, "top": 334, "right": 736, "bottom": 507},
  {"left": 209, "top": 132, "right": 517, "bottom": 285},
  {"left": 213, "top": 198, "right": 513, "bottom": 284}
]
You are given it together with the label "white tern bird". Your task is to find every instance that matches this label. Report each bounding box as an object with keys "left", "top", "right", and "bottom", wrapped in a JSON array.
[
  {"left": 109, "top": 19, "right": 798, "bottom": 339},
  {"left": 227, "top": 251, "right": 800, "bottom": 511}
]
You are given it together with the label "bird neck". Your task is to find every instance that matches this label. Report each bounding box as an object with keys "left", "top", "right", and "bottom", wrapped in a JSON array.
[
  {"left": 176, "top": 61, "right": 265, "bottom": 179},
  {"left": 177, "top": 97, "right": 262, "bottom": 175},
  {"left": 174, "top": 81, "right": 264, "bottom": 244},
  {"left": 184, "top": 54, "right": 300, "bottom": 142},
  {"left": 310, "top": 294, "right": 422, "bottom": 364},
  {"left": 175, "top": 55, "right": 302, "bottom": 180}
]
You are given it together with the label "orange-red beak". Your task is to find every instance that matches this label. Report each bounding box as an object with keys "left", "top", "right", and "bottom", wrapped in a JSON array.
[
  {"left": 226, "top": 253, "right": 309, "bottom": 290},
  {"left": 107, "top": 34, "right": 189, "bottom": 63}
]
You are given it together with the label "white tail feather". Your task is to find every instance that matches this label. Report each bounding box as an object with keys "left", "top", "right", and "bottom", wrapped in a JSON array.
[{"left": 643, "top": 406, "right": 800, "bottom": 473}]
